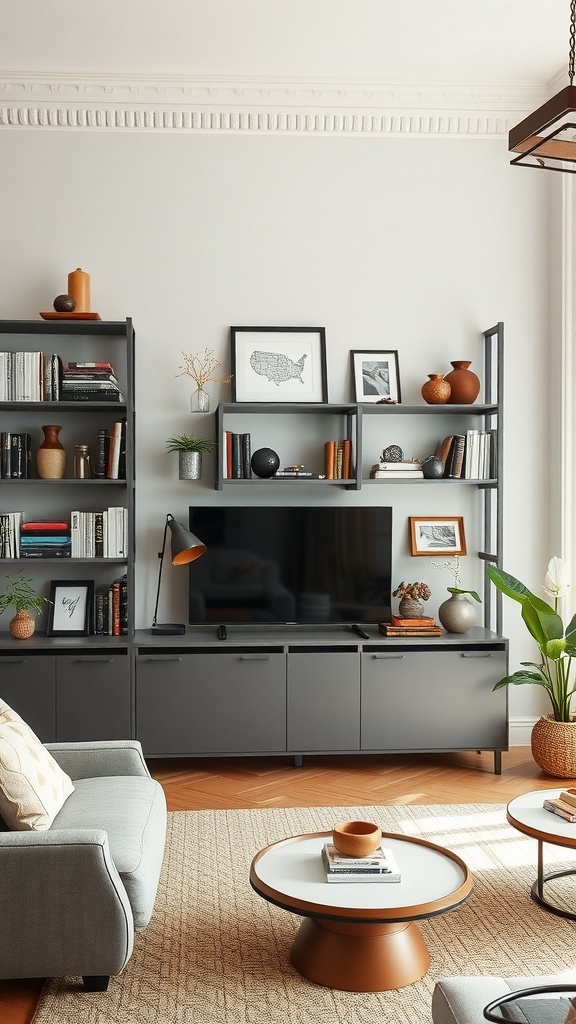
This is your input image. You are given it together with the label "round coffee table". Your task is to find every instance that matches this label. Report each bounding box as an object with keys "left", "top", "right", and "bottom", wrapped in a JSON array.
[
  {"left": 249, "top": 829, "right": 472, "bottom": 992},
  {"left": 507, "top": 789, "right": 576, "bottom": 920}
]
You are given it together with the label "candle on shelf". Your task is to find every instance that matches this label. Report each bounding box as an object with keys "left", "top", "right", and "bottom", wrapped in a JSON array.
[{"left": 67, "top": 268, "right": 91, "bottom": 312}]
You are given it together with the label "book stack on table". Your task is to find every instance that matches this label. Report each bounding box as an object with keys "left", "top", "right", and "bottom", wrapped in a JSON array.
[
  {"left": 321, "top": 843, "right": 401, "bottom": 883},
  {"left": 543, "top": 790, "right": 576, "bottom": 822},
  {"left": 379, "top": 616, "right": 442, "bottom": 638}
]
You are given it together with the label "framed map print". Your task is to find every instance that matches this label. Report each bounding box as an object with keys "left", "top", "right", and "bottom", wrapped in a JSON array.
[{"left": 230, "top": 327, "right": 328, "bottom": 403}]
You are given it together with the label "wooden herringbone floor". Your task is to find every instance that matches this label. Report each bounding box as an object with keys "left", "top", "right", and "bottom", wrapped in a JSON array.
[{"left": 2, "top": 747, "right": 562, "bottom": 1024}]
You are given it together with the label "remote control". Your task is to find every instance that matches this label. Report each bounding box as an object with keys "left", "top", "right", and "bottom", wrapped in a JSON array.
[
  {"left": 350, "top": 624, "right": 370, "bottom": 640},
  {"left": 217, "top": 624, "right": 228, "bottom": 641}
]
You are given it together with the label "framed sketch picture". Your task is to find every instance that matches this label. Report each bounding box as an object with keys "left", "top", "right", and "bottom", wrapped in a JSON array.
[
  {"left": 230, "top": 326, "right": 328, "bottom": 403},
  {"left": 47, "top": 579, "right": 94, "bottom": 636},
  {"left": 350, "top": 350, "right": 401, "bottom": 404},
  {"left": 409, "top": 516, "right": 467, "bottom": 556}
]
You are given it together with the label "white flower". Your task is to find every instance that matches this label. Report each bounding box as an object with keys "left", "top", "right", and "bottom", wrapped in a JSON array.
[{"left": 543, "top": 557, "right": 570, "bottom": 601}]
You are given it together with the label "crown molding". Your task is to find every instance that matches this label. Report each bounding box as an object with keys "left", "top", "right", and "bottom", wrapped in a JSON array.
[{"left": 0, "top": 72, "right": 551, "bottom": 136}]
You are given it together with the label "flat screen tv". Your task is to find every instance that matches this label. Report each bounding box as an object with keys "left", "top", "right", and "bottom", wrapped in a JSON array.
[{"left": 188, "top": 505, "right": 392, "bottom": 626}]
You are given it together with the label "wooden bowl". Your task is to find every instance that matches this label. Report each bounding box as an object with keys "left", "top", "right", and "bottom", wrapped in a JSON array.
[{"left": 332, "top": 820, "right": 382, "bottom": 857}]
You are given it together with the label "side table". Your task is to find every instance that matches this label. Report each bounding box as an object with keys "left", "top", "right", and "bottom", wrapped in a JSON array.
[{"left": 507, "top": 789, "right": 576, "bottom": 920}]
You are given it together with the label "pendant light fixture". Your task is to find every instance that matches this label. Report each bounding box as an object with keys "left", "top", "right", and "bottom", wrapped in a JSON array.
[{"left": 509, "top": 0, "right": 576, "bottom": 172}]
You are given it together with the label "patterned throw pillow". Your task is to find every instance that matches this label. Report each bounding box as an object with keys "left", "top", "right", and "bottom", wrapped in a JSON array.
[{"left": 0, "top": 699, "right": 74, "bottom": 830}]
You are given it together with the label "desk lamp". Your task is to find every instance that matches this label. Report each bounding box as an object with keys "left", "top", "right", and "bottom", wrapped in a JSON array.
[{"left": 150, "top": 513, "right": 206, "bottom": 635}]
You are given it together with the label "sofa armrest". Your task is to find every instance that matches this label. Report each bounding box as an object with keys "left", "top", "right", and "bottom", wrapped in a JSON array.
[
  {"left": 0, "top": 828, "right": 134, "bottom": 980},
  {"left": 45, "top": 739, "right": 150, "bottom": 780}
]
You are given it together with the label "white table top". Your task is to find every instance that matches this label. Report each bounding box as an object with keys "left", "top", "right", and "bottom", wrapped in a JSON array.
[
  {"left": 507, "top": 789, "right": 576, "bottom": 849},
  {"left": 250, "top": 830, "right": 471, "bottom": 921}
]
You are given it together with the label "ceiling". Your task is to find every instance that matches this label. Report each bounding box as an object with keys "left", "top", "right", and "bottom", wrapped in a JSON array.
[{"left": 0, "top": 0, "right": 570, "bottom": 86}]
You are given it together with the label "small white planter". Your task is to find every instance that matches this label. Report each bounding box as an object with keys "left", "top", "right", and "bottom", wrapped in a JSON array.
[{"left": 178, "top": 451, "right": 202, "bottom": 480}]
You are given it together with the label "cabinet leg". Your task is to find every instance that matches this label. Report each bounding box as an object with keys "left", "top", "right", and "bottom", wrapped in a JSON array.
[
  {"left": 294, "top": 754, "right": 303, "bottom": 767},
  {"left": 493, "top": 751, "right": 502, "bottom": 775}
]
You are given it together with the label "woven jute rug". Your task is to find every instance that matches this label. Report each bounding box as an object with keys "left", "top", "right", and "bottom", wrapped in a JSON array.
[{"left": 32, "top": 803, "right": 576, "bottom": 1024}]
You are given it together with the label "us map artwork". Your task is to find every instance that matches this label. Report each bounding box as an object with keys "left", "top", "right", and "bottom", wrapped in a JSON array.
[{"left": 249, "top": 350, "right": 307, "bottom": 386}]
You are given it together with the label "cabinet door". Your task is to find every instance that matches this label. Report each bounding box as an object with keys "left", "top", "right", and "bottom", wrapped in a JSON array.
[
  {"left": 136, "top": 650, "right": 286, "bottom": 755},
  {"left": 361, "top": 649, "right": 508, "bottom": 750},
  {"left": 56, "top": 652, "right": 131, "bottom": 741},
  {"left": 287, "top": 651, "right": 360, "bottom": 751},
  {"left": 0, "top": 654, "right": 56, "bottom": 740}
]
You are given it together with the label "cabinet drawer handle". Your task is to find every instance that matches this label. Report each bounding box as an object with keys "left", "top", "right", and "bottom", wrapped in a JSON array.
[
  {"left": 460, "top": 652, "right": 492, "bottom": 659},
  {"left": 371, "top": 654, "right": 405, "bottom": 660},
  {"left": 74, "top": 657, "right": 114, "bottom": 663},
  {"left": 239, "top": 655, "right": 271, "bottom": 661},
  {"left": 142, "top": 656, "right": 183, "bottom": 662},
  {"left": 0, "top": 657, "right": 27, "bottom": 663}
]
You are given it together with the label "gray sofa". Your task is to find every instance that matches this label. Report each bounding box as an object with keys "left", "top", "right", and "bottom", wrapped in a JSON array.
[
  {"left": 432, "top": 973, "right": 576, "bottom": 1024},
  {"left": 0, "top": 739, "right": 167, "bottom": 991}
]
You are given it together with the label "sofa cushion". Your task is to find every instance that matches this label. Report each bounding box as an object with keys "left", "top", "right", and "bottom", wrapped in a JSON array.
[
  {"left": 51, "top": 774, "right": 167, "bottom": 928},
  {"left": 0, "top": 700, "right": 74, "bottom": 831}
]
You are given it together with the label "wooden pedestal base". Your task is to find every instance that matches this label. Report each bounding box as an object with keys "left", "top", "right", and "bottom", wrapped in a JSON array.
[{"left": 289, "top": 916, "right": 430, "bottom": 992}]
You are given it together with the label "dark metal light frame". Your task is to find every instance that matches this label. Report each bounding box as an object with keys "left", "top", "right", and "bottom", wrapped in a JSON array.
[{"left": 509, "top": 1, "right": 576, "bottom": 172}]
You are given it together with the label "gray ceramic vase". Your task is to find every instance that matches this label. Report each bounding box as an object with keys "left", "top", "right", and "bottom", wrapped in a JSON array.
[
  {"left": 178, "top": 451, "right": 202, "bottom": 480},
  {"left": 438, "top": 593, "right": 476, "bottom": 633}
]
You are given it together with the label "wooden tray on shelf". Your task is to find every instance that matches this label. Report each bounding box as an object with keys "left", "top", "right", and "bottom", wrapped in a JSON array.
[{"left": 39, "top": 312, "right": 102, "bottom": 321}]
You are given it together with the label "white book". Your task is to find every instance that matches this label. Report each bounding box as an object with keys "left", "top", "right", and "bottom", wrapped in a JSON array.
[
  {"left": 371, "top": 470, "right": 423, "bottom": 479},
  {"left": 70, "top": 511, "right": 80, "bottom": 558},
  {"left": 0, "top": 352, "right": 6, "bottom": 401}
]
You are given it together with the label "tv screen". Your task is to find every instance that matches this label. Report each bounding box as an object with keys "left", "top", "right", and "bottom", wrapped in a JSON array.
[{"left": 188, "top": 506, "right": 392, "bottom": 626}]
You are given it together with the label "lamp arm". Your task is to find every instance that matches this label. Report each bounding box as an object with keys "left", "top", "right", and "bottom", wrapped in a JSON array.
[{"left": 151, "top": 517, "right": 170, "bottom": 628}]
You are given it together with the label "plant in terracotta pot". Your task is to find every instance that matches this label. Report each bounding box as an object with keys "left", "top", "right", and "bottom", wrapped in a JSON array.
[
  {"left": 392, "top": 580, "right": 431, "bottom": 618},
  {"left": 487, "top": 557, "right": 576, "bottom": 777},
  {"left": 164, "top": 435, "right": 217, "bottom": 480},
  {"left": 0, "top": 571, "right": 52, "bottom": 639},
  {"left": 432, "top": 556, "right": 481, "bottom": 633}
]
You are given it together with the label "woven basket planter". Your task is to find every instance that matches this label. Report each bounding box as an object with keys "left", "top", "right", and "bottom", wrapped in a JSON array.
[
  {"left": 531, "top": 714, "right": 576, "bottom": 779},
  {"left": 9, "top": 609, "right": 35, "bottom": 640}
]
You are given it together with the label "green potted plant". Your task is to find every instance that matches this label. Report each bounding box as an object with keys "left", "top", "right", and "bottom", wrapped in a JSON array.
[
  {"left": 487, "top": 557, "right": 576, "bottom": 776},
  {"left": 432, "top": 556, "right": 481, "bottom": 633},
  {"left": 164, "top": 435, "right": 217, "bottom": 480},
  {"left": 0, "top": 570, "right": 52, "bottom": 639}
]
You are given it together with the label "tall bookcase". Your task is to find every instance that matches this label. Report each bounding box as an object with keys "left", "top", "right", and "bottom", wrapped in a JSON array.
[{"left": 0, "top": 318, "right": 135, "bottom": 742}]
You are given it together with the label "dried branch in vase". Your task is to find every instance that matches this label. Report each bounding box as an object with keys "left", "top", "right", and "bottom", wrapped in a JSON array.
[{"left": 177, "top": 348, "right": 233, "bottom": 389}]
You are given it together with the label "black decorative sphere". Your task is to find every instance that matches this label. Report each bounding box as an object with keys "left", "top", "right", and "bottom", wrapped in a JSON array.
[
  {"left": 53, "top": 294, "right": 76, "bottom": 312},
  {"left": 422, "top": 456, "right": 444, "bottom": 479},
  {"left": 251, "top": 447, "right": 280, "bottom": 478}
]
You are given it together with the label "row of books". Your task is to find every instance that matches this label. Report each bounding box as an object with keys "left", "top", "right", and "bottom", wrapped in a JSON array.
[
  {"left": 0, "top": 355, "right": 124, "bottom": 403},
  {"left": 0, "top": 422, "right": 126, "bottom": 480},
  {"left": 379, "top": 615, "right": 442, "bottom": 637},
  {"left": 222, "top": 431, "right": 252, "bottom": 479},
  {"left": 543, "top": 789, "right": 576, "bottom": 822},
  {"left": 94, "top": 575, "right": 128, "bottom": 635},
  {"left": 324, "top": 439, "right": 353, "bottom": 480},
  {"left": 435, "top": 429, "right": 496, "bottom": 480},
  {"left": 0, "top": 512, "right": 23, "bottom": 558},
  {"left": 71, "top": 508, "right": 128, "bottom": 559},
  {"left": 0, "top": 432, "right": 31, "bottom": 478},
  {"left": 322, "top": 842, "right": 401, "bottom": 883}
]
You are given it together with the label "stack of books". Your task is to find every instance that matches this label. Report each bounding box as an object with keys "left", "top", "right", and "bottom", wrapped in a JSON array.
[
  {"left": 324, "top": 439, "right": 353, "bottom": 479},
  {"left": 19, "top": 520, "right": 71, "bottom": 558},
  {"left": 95, "top": 574, "right": 128, "bottom": 635},
  {"left": 61, "top": 361, "right": 125, "bottom": 402},
  {"left": 379, "top": 615, "right": 442, "bottom": 637},
  {"left": 222, "top": 431, "right": 252, "bottom": 479},
  {"left": 370, "top": 460, "right": 423, "bottom": 480},
  {"left": 321, "top": 842, "right": 401, "bottom": 883},
  {"left": 0, "top": 432, "right": 31, "bottom": 478},
  {"left": 543, "top": 790, "right": 576, "bottom": 822}
]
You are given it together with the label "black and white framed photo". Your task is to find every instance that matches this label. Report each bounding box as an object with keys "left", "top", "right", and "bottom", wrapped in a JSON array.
[
  {"left": 409, "top": 516, "right": 467, "bottom": 557},
  {"left": 230, "top": 326, "right": 328, "bottom": 403},
  {"left": 47, "top": 579, "right": 94, "bottom": 636},
  {"left": 350, "top": 350, "right": 401, "bottom": 404}
]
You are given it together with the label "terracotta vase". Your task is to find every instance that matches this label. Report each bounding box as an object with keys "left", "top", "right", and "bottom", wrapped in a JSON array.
[
  {"left": 37, "top": 425, "right": 66, "bottom": 479},
  {"left": 531, "top": 714, "right": 576, "bottom": 778},
  {"left": 9, "top": 609, "right": 35, "bottom": 639},
  {"left": 421, "top": 374, "right": 451, "bottom": 405},
  {"left": 445, "top": 361, "right": 481, "bottom": 404}
]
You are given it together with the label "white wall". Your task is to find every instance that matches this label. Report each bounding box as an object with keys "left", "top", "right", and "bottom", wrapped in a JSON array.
[{"left": 0, "top": 127, "right": 553, "bottom": 733}]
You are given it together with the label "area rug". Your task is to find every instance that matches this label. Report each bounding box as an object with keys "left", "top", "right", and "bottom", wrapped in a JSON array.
[{"left": 32, "top": 803, "right": 576, "bottom": 1024}]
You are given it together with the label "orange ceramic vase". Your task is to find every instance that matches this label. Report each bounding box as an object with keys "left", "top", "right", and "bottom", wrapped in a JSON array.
[
  {"left": 445, "top": 361, "right": 480, "bottom": 404},
  {"left": 37, "top": 425, "right": 66, "bottom": 479},
  {"left": 421, "top": 374, "right": 451, "bottom": 404}
]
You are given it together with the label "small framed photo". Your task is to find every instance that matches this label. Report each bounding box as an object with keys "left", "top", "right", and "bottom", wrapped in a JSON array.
[
  {"left": 231, "top": 326, "right": 328, "bottom": 403},
  {"left": 47, "top": 580, "right": 94, "bottom": 636},
  {"left": 350, "top": 350, "right": 401, "bottom": 404},
  {"left": 409, "top": 516, "right": 467, "bottom": 557}
]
